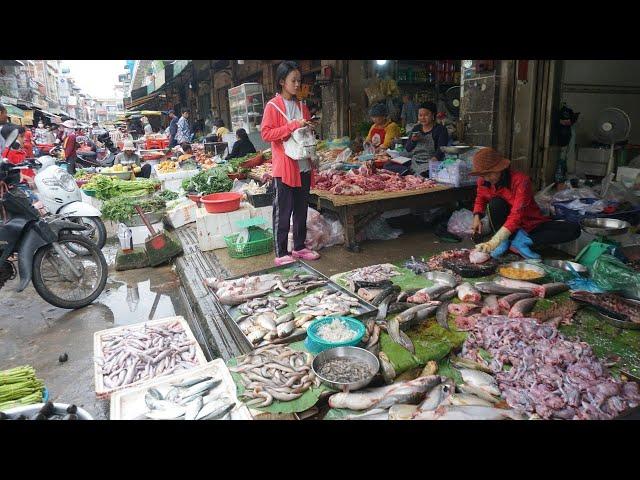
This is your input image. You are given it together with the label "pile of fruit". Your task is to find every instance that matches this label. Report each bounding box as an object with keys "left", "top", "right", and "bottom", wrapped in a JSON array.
[
  {"left": 100, "top": 164, "right": 141, "bottom": 175},
  {"left": 157, "top": 161, "right": 179, "bottom": 174}
]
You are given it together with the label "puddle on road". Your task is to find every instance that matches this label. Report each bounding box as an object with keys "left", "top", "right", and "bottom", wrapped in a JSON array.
[{"left": 97, "top": 270, "right": 187, "bottom": 326}]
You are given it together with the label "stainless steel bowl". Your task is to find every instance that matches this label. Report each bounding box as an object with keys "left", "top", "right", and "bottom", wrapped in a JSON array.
[
  {"left": 422, "top": 271, "right": 457, "bottom": 288},
  {"left": 543, "top": 259, "right": 588, "bottom": 275},
  {"left": 580, "top": 217, "right": 630, "bottom": 236},
  {"left": 498, "top": 261, "right": 546, "bottom": 281},
  {"left": 2, "top": 402, "right": 93, "bottom": 420},
  {"left": 440, "top": 145, "right": 472, "bottom": 154},
  {"left": 312, "top": 346, "right": 379, "bottom": 392}
]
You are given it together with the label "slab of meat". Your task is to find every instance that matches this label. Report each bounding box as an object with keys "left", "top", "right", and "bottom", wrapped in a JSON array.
[
  {"left": 314, "top": 167, "right": 438, "bottom": 196},
  {"left": 449, "top": 303, "right": 480, "bottom": 316},
  {"left": 481, "top": 295, "right": 500, "bottom": 316},
  {"left": 454, "top": 315, "right": 479, "bottom": 331},
  {"left": 469, "top": 250, "right": 490, "bottom": 264},
  {"left": 456, "top": 282, "right": 482, "bottom": 303}
]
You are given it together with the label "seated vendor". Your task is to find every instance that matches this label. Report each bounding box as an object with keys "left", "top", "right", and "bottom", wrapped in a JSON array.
[
  {"left": 114, "top": 140, "right": 151, "bottom": 178},
  {"left": 178, "top": 143, "right": 195, "bottom": 162},
  {"left": 404, "top": 102, "right": 449, "bottom": 177},
  {"left": 365, "top": 103, "right": 401, "bottom": 150},
  {"left": 471, "top": 147, "right": 581, "bottom": 259},
  {"left": 226, "top": 128, "right": 256, "bottom": 160}
]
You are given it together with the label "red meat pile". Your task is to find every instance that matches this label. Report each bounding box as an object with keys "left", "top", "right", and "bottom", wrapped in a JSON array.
[
  {"left": 315, "top": 165, "right": 438, "bottom": 196},
  {"left": 461, "top": 315, "right": 640, "bottom": 419}
]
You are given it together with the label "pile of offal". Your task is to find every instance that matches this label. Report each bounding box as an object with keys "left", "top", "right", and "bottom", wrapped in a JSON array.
[{"left": 340, "top": 252, "right": 640, "bottom": 420}]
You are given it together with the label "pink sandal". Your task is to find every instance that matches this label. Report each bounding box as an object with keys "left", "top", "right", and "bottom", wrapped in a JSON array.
[
  {"left": 274, "top": 255, "right": 296, "bottom": 266},
  {"left": 292, "top": 248, "right": 320, "bottom": 261}
]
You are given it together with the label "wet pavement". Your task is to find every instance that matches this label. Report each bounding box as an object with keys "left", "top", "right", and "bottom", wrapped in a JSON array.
[{"left": 0, "top": 240, "right": 188, "bottom": 420}]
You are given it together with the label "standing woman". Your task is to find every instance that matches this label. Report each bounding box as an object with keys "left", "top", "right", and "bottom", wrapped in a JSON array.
[
  {"left": 261, "top": 61, "right": 320, "bottom": 266},
  {"left": 404, "top": 102, "right": 449, "bottom": 177}
]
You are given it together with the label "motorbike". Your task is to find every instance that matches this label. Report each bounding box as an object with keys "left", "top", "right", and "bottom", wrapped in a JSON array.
[
  {"left": 33, "top": 156, "right": 106, "bottom": 250},
  {"left": 0, "top": 160, "right": 108, "bottom": 309},
  {"left": 47, "top": 132, "right": 118, "bottom": 169}
]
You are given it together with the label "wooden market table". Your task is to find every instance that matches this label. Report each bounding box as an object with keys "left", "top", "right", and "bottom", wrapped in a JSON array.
[{"left": 309, "top": 184, "right": 477, "bottom": 251}]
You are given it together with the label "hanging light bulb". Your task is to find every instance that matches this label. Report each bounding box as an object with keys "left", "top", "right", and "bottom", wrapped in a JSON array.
[{"left": 376, "top": 60, "right": 388, "bottom": 66}]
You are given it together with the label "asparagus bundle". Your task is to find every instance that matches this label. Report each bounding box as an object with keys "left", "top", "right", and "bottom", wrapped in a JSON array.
[{"left": 0, "top": 366, "right": 45, "bottom": 411}]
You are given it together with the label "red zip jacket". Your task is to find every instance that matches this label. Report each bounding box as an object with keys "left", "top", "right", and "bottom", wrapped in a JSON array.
[
  {"left": 261, "top": 94, "right": 315, "bottom": 188},
  {"left": 473, "top": 169, "right": 549, "bottom": 233}
]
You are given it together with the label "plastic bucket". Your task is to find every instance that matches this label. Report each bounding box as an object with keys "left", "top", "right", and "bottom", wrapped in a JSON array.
[{"left": 200, "top": 192, "right": 242, "bottom": 214}]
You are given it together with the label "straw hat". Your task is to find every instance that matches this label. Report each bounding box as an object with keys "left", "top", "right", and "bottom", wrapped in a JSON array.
[
  {"left": 469, "top": 147, "right": 511, "bottom": 176},
  {"left": 62, "top": 120, "right": 77, "bottom": 129}
]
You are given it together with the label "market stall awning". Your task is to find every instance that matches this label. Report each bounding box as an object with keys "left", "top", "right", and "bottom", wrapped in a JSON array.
[
  {"left": 126, "top": 92, "right": 160, "bottom": 111},
  {"left": 4, "top": 104, "right": 25, "bottom": 118},
  {"left": 0, "top": 60, "right": 25, "bottom": 67}
]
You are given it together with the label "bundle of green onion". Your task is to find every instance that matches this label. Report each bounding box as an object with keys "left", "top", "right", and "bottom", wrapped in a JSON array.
[{"left": 0, "top": 366, "right": 45, "bottom": 411}]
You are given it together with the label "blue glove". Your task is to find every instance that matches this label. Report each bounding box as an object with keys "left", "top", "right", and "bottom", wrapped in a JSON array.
[
  {"left": 509, "top": 229, "right": 541, "bottom": 260},
  {"left": 490, "top": 239, "right": 511, "bottom": 259}
]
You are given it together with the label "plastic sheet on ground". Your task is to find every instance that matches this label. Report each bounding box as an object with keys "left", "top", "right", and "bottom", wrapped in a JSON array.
[
  {"left": 592, "top": 254, "right": 640, "bottom": 298},
  {"left": 356, "top": 216, "right": 402, "bottom": 242},
  {"left": 287, "top": 208, "right": 345, "bottom": 252}
]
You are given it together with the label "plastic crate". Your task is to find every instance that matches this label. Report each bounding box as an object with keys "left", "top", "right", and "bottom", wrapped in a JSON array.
[
  {"left": 224, "top": 229, "right": 274, "bottom": 258},
  {"left": 247, "top": 190, "right": 274, "bottom": 208},
  {"left": 428, "top": 158, "right": 475, "bottom": 187}
]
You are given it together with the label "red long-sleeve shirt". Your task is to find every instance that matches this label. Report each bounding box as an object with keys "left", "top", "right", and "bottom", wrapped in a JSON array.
[
  {"left": 261, "top": 94, "right": 315, "bottom": 188},
  {"left": 473, "top": 169, "right": 549, "bottom": 233},
  {"left": 64, "top": 132, "right": 78, "bottom": 159}
]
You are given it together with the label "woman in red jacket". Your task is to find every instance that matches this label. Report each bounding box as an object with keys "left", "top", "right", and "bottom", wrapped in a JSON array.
[
  {"left": 261, "top": 61, "right": 320, "bottom": 266},
  {"left": 471, "top": 147, "right": 580, "bottom": 259}
]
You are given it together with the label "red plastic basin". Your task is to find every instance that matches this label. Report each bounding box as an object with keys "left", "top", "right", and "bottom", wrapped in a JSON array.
[
  {"left": 200, "top": 192, "right": 242, "bottom": 214},
  {"left": 187, "top": 193, "right": 202, "bottom": 207}
]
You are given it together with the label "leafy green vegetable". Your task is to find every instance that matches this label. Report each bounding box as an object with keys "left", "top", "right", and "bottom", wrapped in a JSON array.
[
  {"left": 182, "top": 167, "right": 232, "bottom": 195},
  {"left": 102, "top": 196, "right": 166, "bottom": 223},
  {"left": 157, "top": 190, "right": 179, "bottom": 201},
  {"left": 81, "top": 175, "right": 159, "bottom": 200}
]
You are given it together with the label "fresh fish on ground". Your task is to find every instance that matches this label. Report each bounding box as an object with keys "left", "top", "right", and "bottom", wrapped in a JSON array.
[
  {"left": 342, "top": 408, "right": 390, "bottom": 420},
  {"left": 184, "top": 397, "right": 203, "bottom": 420},
  {"left": 420, "top": 360, "right": 439, "bottom": 377},
  {"left": 531, "top": 299, "right": 578, "bottom": 325},
  {"left": 437, "top": 289, "right": 457, "bottom": 301},
  {"left": 436, "top": 301, "right": 451, "bottom": 331},
  {"left": 388, "top": 404, "right": 419, "bottom": 420},
  {"left": 344, "top": 264, "right": 402, "bottom": 283},
  {"left": 456, "top": 282, "right": 482, "bottom": 303},
  {"left": 459, "top": 368, "right": 501, "bottom": 396},
  {"left": 413, "top": 404, "right": 526, "bottom": 420},
  {"left": 448, "top": 303, "right": 480, "bottom": 316},
  {"left": 495, "top": 277, "right": 545, "bottom": 297},
  {"left": 445, "top": 393, "right": 494, "bottom": 407},
  {"left": 408, "top": 284, "right": 451, "bottom": 304},
  {"left": 414, "top": 379, "right": 455, "bottom": 415},
  {"left": 357, "top": 288, "right": 383, "bottom": 302},
  {"left": 541, "top": 282, "right": 569, "bottom": 298},
  {"left": 509, "top": 297, "right": 538, "bottom": 318},
  {"left": 457, "top": 384, "right": 500, "bottom": 403},
  {"left": 387, "top": 317, "right": 415, "bottom": 353},
  {"left": 450, "top": 355, "right": 493, "bottom": 374},
  {"left": 274, "top": 312, "right": 295, "bottom": 326},
  {"left": 371, "top": 285, "right": 401, "bottom": 306},
  {"left": 474, "top": 282, "right": 531, "bottom": 295},
  {"left": 387, "top": 302, "right": 415, "bottom": 315},
  {"left": 195, "top": 399, "right": 235, "bottom": 420},
  {"left": 498, "top": 292, "right": 533, "bottom": 312},
  {"left": 404, "top": 256, "right": 430, "bottom": 275},
  {"left": 571, "top": 291, "right": 640, "bottom": 323},
  {"left": 378, "top": 352, "right": 397, "bottom": 384},
  {"left": 376, "top": 293, "right": 395, "bottom": 320},
  {"left": 328, "top": 375, "right": 443, "bottom": 410},
  {"left": 481, "top": 295, "right": 500, "bottom": 316}
]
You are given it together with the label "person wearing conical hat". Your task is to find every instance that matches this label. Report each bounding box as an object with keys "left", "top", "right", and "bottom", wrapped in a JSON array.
[{"left": 470, "top": 147, "right": 580, "bottom": 259}]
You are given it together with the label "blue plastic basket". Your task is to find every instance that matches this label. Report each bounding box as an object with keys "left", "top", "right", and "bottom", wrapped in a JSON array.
[
  {"left": 304, "top": 316, "right": 365, "bottom": 354},
  {"left": 553, "top": 198, "right": 640, "bottom": 224}
]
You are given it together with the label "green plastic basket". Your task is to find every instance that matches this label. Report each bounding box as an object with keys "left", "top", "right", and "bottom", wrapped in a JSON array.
[
  {"left": 224, "top": 228, "right": 274, "bottom": 258},
  {"left": 82, "top": 189, "right": 97, "bottom": 197}
]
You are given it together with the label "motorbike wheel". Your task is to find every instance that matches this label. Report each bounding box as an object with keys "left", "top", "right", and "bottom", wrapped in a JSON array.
[
  {"left": 31, "top": 234, "right": 108, "bottom": 309},
  {"left": 66, "top": 216, "right": 107, "bottom": 251}
]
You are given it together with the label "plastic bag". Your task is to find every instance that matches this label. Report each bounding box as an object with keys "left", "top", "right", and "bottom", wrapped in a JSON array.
[
  {"left": 600, "top": 180, "right": 637, "bottom": 205},
  {"left": 591, "top": 254, "right": 640, "bottom": 298},
  {"left": 447, "top": 209, "right": 474, "bottom": 237},
  {"left": 535, "top": 183, "right": 556, "bottom": 216},
  {"left": 335, "top": 148, "right": 352, "bottom": 164},
  {"left": 287, "top": 208, "right": 345, "bottom": 251},
  {"left": 356, "top": 216, "right": 402, "bottom": 242},
  {"left": 551, "top": 186, "right": 598, "bottom": 203}
]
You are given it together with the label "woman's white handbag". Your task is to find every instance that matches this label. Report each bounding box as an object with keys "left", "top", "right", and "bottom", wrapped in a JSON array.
[{"left": 268, "top": 101, "right": 318, "bottom": 161}]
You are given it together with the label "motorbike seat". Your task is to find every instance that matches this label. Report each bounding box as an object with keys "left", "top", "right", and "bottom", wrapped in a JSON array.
[{"left": 77, "top": 151, "right": 97, "bottom": 159}]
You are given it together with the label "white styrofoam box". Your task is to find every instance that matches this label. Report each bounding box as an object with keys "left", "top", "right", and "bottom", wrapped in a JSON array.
[
  {"left": 196, "top": 203, "right": 256, "bottom": 251},
  {"left": 164, "top": 201, "right": 198, "bottom": 228},
  {"left": 617, "top": 167, "right": 640, "bottom": 188},
  {"left": 130, "top": 222, "right": 164, "bottom": 245}
]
